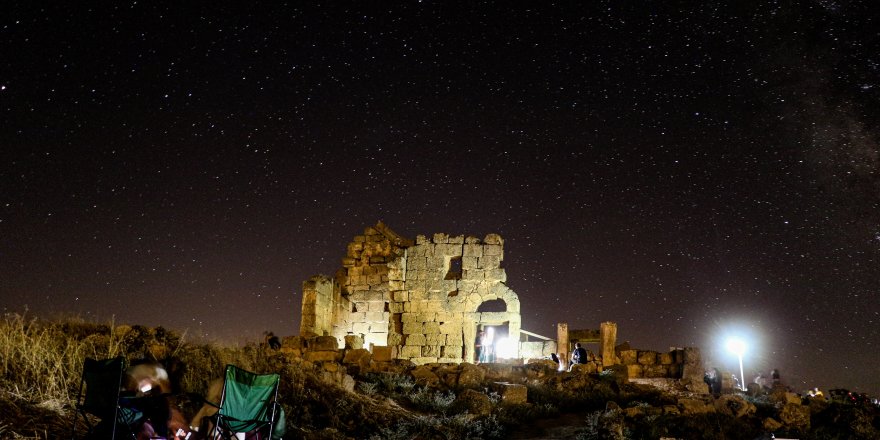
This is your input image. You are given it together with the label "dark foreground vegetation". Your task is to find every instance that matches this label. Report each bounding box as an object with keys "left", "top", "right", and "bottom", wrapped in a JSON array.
[{"left": 1, "top": 313, "right": 877, "bottom": 439}]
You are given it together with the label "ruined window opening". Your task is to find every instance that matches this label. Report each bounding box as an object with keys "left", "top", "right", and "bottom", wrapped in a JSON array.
[
  {"left": 384, "top": 302, "right": 390, "bottom": 312},
  {"left": 392, "top": 313, "right": 403, "bottom": 333},
  {"left": 445, "top": 256, "right": 462, "bottom": 280},
  {"left": 476, "top": 299, "right": 507, "bottom": 313}
]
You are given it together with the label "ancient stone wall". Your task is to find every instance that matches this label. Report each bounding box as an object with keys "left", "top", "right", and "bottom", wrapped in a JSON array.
[
  {"left": 618, "top": 348, "right": 694, "bottom": 380},
  {"left": 300, "top": 222, "right": 522, "bottom": 364}
]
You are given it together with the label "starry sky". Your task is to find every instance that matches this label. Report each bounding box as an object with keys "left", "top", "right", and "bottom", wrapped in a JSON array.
[{"left": 2, "top": 3, "right": 878, "bottom": 395}]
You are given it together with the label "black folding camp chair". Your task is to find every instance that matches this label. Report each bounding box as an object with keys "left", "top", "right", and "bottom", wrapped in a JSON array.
[
  {"left": 210, "top": 364, "right": 284, "bottom": 440},
  {"left": 70, "top": 356, "right": 142, "bottom": 440}
]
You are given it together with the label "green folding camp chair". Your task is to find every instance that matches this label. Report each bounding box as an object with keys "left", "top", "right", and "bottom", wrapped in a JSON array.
[
  {"left": 210, "top": 364, "right": 284, "bottom": 440},
  {"left": 70, "top": 356, "right": 142, "bottom": 440}
]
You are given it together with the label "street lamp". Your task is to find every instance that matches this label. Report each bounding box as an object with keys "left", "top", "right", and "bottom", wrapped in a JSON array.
[{"left": 726, "top": 338, "right": 747, "bottom": 391}]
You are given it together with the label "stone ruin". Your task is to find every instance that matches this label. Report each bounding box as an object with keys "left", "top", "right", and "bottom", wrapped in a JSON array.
[
  {"left": 300, "top": 222, "right": 522, "bottom": 365},
  {"left": 299, "top": 222, "right": 703, "bottom": 388}
]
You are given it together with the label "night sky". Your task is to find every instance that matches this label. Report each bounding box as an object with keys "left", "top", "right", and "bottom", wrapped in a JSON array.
[{"left": 2, "top": 3, "right": 878, "bottom": 395}]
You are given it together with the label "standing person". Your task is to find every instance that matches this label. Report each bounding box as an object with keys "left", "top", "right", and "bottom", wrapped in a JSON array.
[
  {"left": 475, "top": 330, "right": 484, "bottom": 364},
  {"left": 480, "top": 327, "right": 495, "bottom": 363}
]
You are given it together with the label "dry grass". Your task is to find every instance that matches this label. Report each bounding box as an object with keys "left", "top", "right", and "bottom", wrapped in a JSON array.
[{"left": 0, "top": 312, "right": 415, "bottom": 439}]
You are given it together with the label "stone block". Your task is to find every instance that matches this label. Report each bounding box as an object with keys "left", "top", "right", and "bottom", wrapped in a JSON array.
[
  {"left": 659, "top": 352, "right": 674, "bottom": 365},
  {"left": 483, "top": 245, "right": 502, "bottom": 256},
  {"left": 441, "top": 345, "right": 463, "bottom": 359},
  {"left": 643, "top": 364, "right": 668, "bottom": 378},
  {"left": 403, "top": 322, "right": 423, "bottom": 334},
  {"left": 678, "top": 398, "right": 714, "bottom": 415},
  {"left": 365, "top": 311, "right": 385, "bottom": 322},
  {"left": 435, "top": 312, "right": 455, "bottom": 322},
  {"left": 570, "top": 363, "right": 597, "bottom": 374},
  {"left": 405, "top": 334, "right": 426, "bottom": 345},
  {"left": 369, "top": 323, "right": 388, "bottom": 333},
  {"left": 445, "top": 333, "right": 464, "bottom": 344},
  {"left": 492, "top": 382, "right": 527, "bottom": 404},
  {"left": 352, "top": 322, "right": 370, "bottom": 335},
  {"left": 626, "top": 364, "right": 643, "bottom": 378},
  {"left": 448, "top": 235, "right": 464, "bottom": 244},
  {"left": 401, "top": 312, "right": 420, "bottom": 322},
  {"left": 478, "top": 256, "right": 500, "bottom": 269},
  {"left": 485, "top": 268, "right": 506, "bottom": 282},
  {"left": 779, "top": 403, "right": 810, "bottom": 430},
  {"left": 393, "top": 290, "right": 409, "bottom": 301},
  {"left": 400, "top": 345, "right": 421, "bottom": 358},
  {"left": 439, "top": 322, "right": 461, "bottom": 333},
  {"left": 462, "top": 245, "right": 483, "bottom": 257},
  {"left": 343, "top": 348, "right": 371, "bottom": 364},
  {"left": 638, "top": 351, "right": 658, "bottom": 365},
  {"left": 433, "top": 233, "right": 449, "bottom": 243},
  {"left": 310, "top": 336, "right": 340, "bottom": 351},
  {"left": 372, "top": 346, "right": 393, "bottom": 362},
  {"left": 386, "top": 333, "right": 404, "bottom": 346},
  {"left": 282, "top": 336, "right": 304, "bottom": 349},
  {"left": 411, "top": 356, "right": 438, "bottom": 365},
  {"left": 426, "top": 334, "right": 446, "bottom": 345},
  {"left": 421, "top": 345, "right": 440, "bottom": 357},
  {"left": 364, "top": 332, "right": 387, "bottom": 347},
  {"left": 367, "top": 301, "right": 386, "bottom": 312},
  {"left": 463, "top": 269, "right": 485, "bottom": 280},
  {"left": 619, "top": 349, "right": 638, "bottom": 365},
  {"left": 423, "top": 321, "right": 441, "bottom": 334},
  {"left": 280, "top": 347, "right": 302, "bottom": 358},
  {"left": 461, "top": 256, "right": 479, "bottom": 268},
  {"left": 305, "top": 350, "right": 340, "bottom": 362},
  {"left": 344, "top": 335, "right": 364, "bottom": 350}
]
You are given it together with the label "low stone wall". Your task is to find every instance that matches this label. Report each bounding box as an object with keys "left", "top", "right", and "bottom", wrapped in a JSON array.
[
  {"left": 618, "top": 348, "right": 685, "bottom": 379},
  {"left": 519, "top": 340, "right": 557, "bottom": 361}
]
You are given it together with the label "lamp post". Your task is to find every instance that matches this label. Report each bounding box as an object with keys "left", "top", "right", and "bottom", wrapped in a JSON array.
[{"left": 726, "top": 338, "right": 747, "bottom": 391}]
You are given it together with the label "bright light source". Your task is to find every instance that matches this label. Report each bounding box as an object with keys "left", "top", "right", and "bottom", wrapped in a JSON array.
[
  {"left": 725, "top": 337, "right": 747, "bottom": 391},
  {"left": 726, "top": 338, "right": 746, "bottom": 356},
  {"left": 495, "top": 337, "right": 517, "bottom": 359}
]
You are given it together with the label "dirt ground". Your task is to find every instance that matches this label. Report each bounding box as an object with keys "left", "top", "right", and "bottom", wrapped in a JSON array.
[{"left": 509, "top": 412, "right": 587, "bottom": 440}]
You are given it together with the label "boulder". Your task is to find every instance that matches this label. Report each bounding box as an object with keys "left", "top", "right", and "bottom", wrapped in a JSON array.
[
  {"left": 713, "top": 394, "right": 756, "bottom": 418},
  {"left": 778, "top": 403, "right": 810, "bottom": 431},
  {"left": 678, "top": 398, "right": 714, "bottom": 415},
  {"left": 491, "top": 382, "right": 528, "bottom": 404},
  {"left": 763, "top": 417, "right": 783, "bottom": 432},
  {"left": 570, "top": 363, "right": 597, "bottom": 374},
  {"left": 411, "top": 365, "right": 440, "bottom": 387},
  {"left": 457, "top": 363, "right": 486, "bottom": 388},
  {"left": 344, "top": 335, "right": 364, "bottom": 350},
  {"left": 452, "top": 389, "right": 493, "bottom": 416},
  {"left": 310, "top": 336, "right": 340, "bottom": 351}
]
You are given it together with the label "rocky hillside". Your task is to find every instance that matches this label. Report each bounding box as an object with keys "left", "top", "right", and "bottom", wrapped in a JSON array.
[{"left": 1, "top": 315, "right": 877, "bottom": 439}]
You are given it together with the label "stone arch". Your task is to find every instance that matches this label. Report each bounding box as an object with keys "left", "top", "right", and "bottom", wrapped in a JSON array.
[{"left": 462, "top": 284, "right": 522, "bottom": 362}]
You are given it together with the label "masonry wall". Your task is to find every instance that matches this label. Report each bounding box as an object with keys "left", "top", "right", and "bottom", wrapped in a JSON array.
[{"left": 299, "top": 222, "right": 522, "bottom": 364}]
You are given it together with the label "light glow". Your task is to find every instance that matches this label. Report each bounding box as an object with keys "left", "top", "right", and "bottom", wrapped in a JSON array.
[
  {"left": 494, "top": 337, "right": 517, "bottom": 359},
  {"left": 726, "top": 337, "right": 747, "bottom": 391}
]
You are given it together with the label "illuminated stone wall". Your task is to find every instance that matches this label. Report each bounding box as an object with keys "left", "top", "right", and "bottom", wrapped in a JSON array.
[{"left": 300, "top": 222, "right": 522, "bottom": 364}]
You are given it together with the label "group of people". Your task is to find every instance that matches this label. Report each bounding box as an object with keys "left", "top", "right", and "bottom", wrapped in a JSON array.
[
  {"left": 753, "top": 368, "right": 782, "bottom": 390},
  {"left": 89, "top": 359, "right": 232, "bottom": 440},
  {"left": 547, "top": 342, "right": 590, "bottom": 372},
  {"left": 475, "top": 328, "right": 496, "bottom": 363}
]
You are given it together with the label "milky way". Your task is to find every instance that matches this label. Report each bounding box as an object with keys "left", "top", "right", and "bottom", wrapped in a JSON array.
[{"left": 2, "top": 3, "right": 877, "bottom": 395}]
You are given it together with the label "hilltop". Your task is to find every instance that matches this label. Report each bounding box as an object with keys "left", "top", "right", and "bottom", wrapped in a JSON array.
[{"left": 1, "top": 313, "right": 877, "bottom": 439}]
